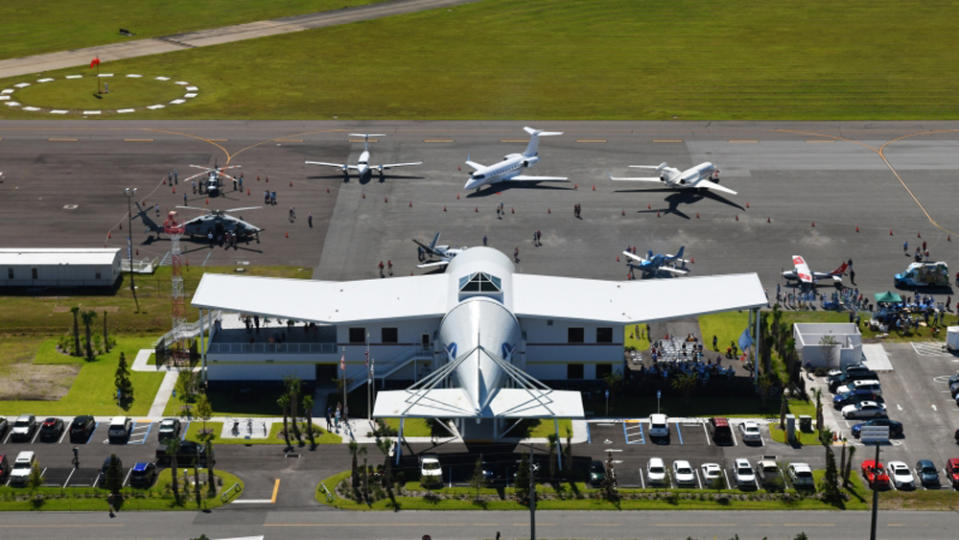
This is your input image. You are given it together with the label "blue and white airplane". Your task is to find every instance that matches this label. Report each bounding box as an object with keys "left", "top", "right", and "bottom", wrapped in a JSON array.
[
  {"left": 611, "top": 161, "right": 737, "bottom": 196},
  {"left": 306, "top": 133, "right": 422, "bottom": 179},
  {"left": 622, "top": 246, "right": 690, "bottom": 278},
  {"left": 463, "top": 127, "right": 568, "bottom": 191}
]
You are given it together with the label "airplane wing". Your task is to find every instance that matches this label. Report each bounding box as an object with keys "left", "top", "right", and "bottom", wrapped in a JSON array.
[
  {"left": 694, "top": 179, "right": 738, "bottom": 196},
  {"left": 416, "top": 260, "right": 451, "bottom": 269},
  {"left": 465, "top": 160, "right": 485, "bottom": 171},
  {"left": 510, "top": 175, "right": 569, "bottom": 182},
  {"left": 609, "top": 175, "right": 662, "bottom": 183},
  {"left": 380, "top": 161, "right": 423, "bottom": 170},
  {"left": 791, "top": 255, "right": 814, "bottom": 283},
  {"left": 304, "top": 160, "right": 352, "bottom": 170},
  {"left": 657, "top": 265, "right": 689, "bottom": 276},
  {"left": 621, "top": 251, "right": 649, "bottom": 265}
]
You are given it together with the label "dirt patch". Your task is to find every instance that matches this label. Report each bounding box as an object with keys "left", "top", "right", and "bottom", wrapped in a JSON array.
[{"left": 0, "top": 363, "right": 80, "bottom": 400}]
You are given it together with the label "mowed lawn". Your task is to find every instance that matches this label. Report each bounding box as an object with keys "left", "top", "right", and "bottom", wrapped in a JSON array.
[
  {"left": 0, "top": 0, "right": 382, "bottom": 60},
  {"left": 3, "top": 0, "right": 959, "bottom": 119}
]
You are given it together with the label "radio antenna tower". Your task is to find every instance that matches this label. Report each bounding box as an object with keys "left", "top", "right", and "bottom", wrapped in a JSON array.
[{"left": 163, "top": 211, "right": 191, "bottom": 368}]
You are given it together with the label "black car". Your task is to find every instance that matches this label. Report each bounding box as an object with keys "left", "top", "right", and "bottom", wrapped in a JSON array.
[
  {"left": 588, "top": 460, "right": 606, "bottom": 487},
  {"left": 157, "top": 418, "right": 181, "bottom": 443},
  {"left": 828, "top": 365, "right": 874, "bottom": 385},
  {"left": 833, "top": 390, "right": 884, "bottom": 410},
  {"left": 0, "top": 417, "right": 8, "bottom": 440},
  {"left": 155, "top": 440, "right": 207, "bottom": 466},
  {"left": 129, "top": 462, "right": 158, "bottom": 488},
  {"left": 69, "top": 415, "right": 96, "bottom": 443},
  {"left": 828, "top": 370, "right": 878, "bottom": 393},
  {"left": 38, "top": 417, "right": 65, "bottom": 442},
  {"left": 915, "top": 460, "right": 940, "bottom": 488},
  {"left": 851, "top": 418, "right": 904, "bottom": 438}
]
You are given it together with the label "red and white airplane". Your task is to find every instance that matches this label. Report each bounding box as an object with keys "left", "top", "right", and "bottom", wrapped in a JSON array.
[{"left": 782, "top": 256, "right": 847, "bottom": 287}]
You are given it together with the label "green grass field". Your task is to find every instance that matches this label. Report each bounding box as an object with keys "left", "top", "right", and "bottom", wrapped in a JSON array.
[
  {"left": 181, "top": 420, "right": 342, "bottom": 445},
  {"left": 0, "top": 1, "right": 382, "bottom": 60},
  {"left": 4, "top": 0, "right": 959, "bottom": 120},
  {"left": 0, "top": 335, "right": 163, "bottom": 416},
  {"left": 15, "top": 76, "right": 185, "bottom": 110}
]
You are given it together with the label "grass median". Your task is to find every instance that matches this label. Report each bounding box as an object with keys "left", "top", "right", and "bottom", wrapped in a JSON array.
[{"left": 180, "top": 420, "right": 341, "bottom": 445}]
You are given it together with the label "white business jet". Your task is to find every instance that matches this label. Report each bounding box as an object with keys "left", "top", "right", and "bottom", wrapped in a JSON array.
[
  {"left": 610, "top": 161, "right": 737, "bottom": 196},
  {"left": 305, "top": 133, "right": 422, "bottom": 180},
  {"left": 463, "top": 126, "right": 567, "bottom": 191}
]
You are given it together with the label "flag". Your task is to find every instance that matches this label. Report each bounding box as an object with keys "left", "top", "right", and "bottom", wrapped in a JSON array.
[
  {"left": 339, "top": 353, "right": 345, "bottom": 373},
  {"left": 90, "top": 57, "right": 100, "bottom": 68},
  {"left": 738, "top": 327, "right": 754, "bottom": 351}
]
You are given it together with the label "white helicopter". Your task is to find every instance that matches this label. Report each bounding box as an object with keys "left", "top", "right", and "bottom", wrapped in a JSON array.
[
  {"left": 610, "top": 161, "right": 737, "bottom": 196},
  {"left": 305, "top": 133, "right": 422, "bottom": 180},
  {"left": 183, "top": 164, "right": 242, "bottom": 197}
]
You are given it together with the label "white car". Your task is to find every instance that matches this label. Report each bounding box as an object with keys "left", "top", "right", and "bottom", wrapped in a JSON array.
[
  {"left": 887, "top": 461, "right": 915, "bottom": 490},
  {"left": 419, "top": 455, "right": 442, "bottom": 485},
  {"left": 841, "top": 400, "right": 887, "bottom": 419},
  {"left": 739, "top": 421, "right": 762, "bottom": 444},
  {"left": 786, "top": 462, "right": 815, "bottom": 490},
  {"left": 648, "top": 414, "right": 670, "bottom": 439},
  {"left": 701, "top": 462, "right": 723, "bottom": 488},
  {"left": 672, "top": 460, "right": 696, "bottom": 487},
  {"left": 836, "top": 379, "right": 882, "bottom": 396},
  {"left": 733, "top": 458, "right": 756, "bottom": 488},
  {"left": 9, "top": 451, "right": 36, "bottom": 486},
  {"left": 646, "top": 457, "right": 667, "bottom": 486}
]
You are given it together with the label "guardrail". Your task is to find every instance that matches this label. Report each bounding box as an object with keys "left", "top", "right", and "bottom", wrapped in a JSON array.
[
  {"left": 220, "top": 482, "right": 242, "bottom": 503},
  {"left": 207, "top": 342, "right": 337, "bottom": 354},
  {"left": 319, "top": 482, "right": 334, "bottom": 503}
]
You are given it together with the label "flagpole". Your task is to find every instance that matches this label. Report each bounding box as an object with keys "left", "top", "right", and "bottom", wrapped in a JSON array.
[
  {"left": 96, "top": 58, "right": 100, "bottom": 95},
  {"left": 340, "top": 347, "right": 348, "bottom": 422},
  {"left": 366, "top": 333, "right": 371, "bottom": 422}
]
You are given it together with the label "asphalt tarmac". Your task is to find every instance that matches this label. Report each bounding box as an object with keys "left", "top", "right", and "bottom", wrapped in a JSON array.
[{"left": 2, "top": 120, "right": 956, "bottom": 295}]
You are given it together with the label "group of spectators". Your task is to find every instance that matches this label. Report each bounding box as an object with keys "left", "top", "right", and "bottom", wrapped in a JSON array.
[{"left": 632, "top": 333, "right": 737, "bottom": 382}]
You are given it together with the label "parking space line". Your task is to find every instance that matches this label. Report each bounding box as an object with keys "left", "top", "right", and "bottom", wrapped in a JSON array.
[
  {"left": 48, "top": 137, "right": 78, "bottom": 142},
  {"left": 728, "top": 139, "right": 759, "bottom": 143},
  {"left": 83, "top": 421, "right": 99, "bottom": 444},
  {"left": 273, "top": 138, "right": 303, "bottom": 143},
  {"left": 29, "top": 428, "right": 41, "bottom": 444},
  {"left": 638, "top": 469, "right": 645, "bottom": 489},
  {"left": 123, "top": 467, "right": 133, "bottom": 487},
  {"left": 722, "top": 468, "right": 730, "bottom": 489},
  {"left": 576, "top": 139, "right": 607, "bottom": 143},
  {"left": 2, "top": 428, "right": 12, "bottom": 444},
  {"left": 57, "top": 425, "right": 68, "bottom": 444},
  {"left": 62, "top": 468, "right": 75, "bottom": 488},
  {"left": 674, "top": 422, "right": 684, "bottom": 445},
  {"left": 585, "top": 422, "right": 591, "bottom": 444},
  {"left": 729, "top": 424, "right": 738, "bottom": 446},
  {"left": 123, "top": 138, "right": 154, "bottom": 143},
  {"left": 500, "top": 139, "right": 526, "bottom": 143},
  {"left": 694, "top": 469, "right": 703, "bottom": 489},
  {"left": 701, "top": 422, "right": 710, "bottom": 446}
]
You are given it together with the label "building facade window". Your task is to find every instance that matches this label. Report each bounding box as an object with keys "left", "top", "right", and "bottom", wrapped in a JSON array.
[
  {"left": 6, "top": 268, "right": 12, "bottom": 279},
  {"left": 595, "top": 363, "right": 613, "bottom": 379},
  {"left": 567, "top": 363, "right": 584, "bottom": 379},
  {"left": 31, "top": 268, "right": 38, "bottom": 279},
  {"left": 567, "top": 327, "right": 584, "bottom": 344},
  {"left": 596, "top": 327, "right": 613, "bottom": 343},
  {"left": 348, "top": 327, "right": 366, "bottom": 344},
  {"left": 381, "top": 327, "right": 398, "bottom": 344}
]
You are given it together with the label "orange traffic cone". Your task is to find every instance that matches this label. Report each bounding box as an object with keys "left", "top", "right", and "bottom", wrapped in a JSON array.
[
  {"left": 285, "top": 232, "right": 289, "bottom": 238},
  {"left": 592, "top": 185, "right": 596, "bottom": 191},
  {"left": 547, "top": 208, "right": 551, "bottom": 214},
  {"left": 247, "top": 188, "right": 251, "bottom": 196},
  {"left": 657, "top": 211, "right": 661, "bottom": 218},
  {"left": 647, "top": 203, "right": 651, "bottom": 210},
  {"left": 443, "top": 206, "right": 447, "bottom": 212},
  {"left": 616, "top": 255, "right": 620, "bottom": 262},
  {"left": 690, "top": 257, "right": 695, "bottom": 264},
  {"left": 574, "top": 184, "right": 578, "bottom": 190},
  {"left": 172, "top": 187, "right": 175, "bottom": 193},
  {"left": 746, "top": 202, "right": 750, "bottom": 209},
  {"left": 409, "top": 201, "right": 412, "bottom": 208},
  {"left": 889, "top": 229, "right": 894, "bottom": 236},
  {"left": 811, "top": 221, "right": 815, "bottom": 227},
  {"left": 696, "top": 213, "right": 700, "bottom": 219},
  {"left": 456, "top": 194, "right": 460, "bottom": 200},
  {"left": 735, "top": 214, "right": 739, "bottom": 221},
  {"left": 855, "top": 225, "right": 860, "bottom": 233},
  {"left": 108, "top": 231, "right": 112, "bottom": 239}
]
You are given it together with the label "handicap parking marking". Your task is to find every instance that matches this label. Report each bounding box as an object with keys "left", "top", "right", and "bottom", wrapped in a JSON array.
[
  {"left": 674, "top": 422, "right": 684, "bottom": 445},
  {"left": 127, "top": 421, "right": 154, "bottom": 445},
  {"left": 180, "top": 420, "right": 191, "bottom": 441},
  {"left": 622, "top": 420, "right": 645, "bottom": 444}
]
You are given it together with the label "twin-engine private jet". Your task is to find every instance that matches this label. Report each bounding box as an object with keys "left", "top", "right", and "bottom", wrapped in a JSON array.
[
  {"left": 305, "top": 133, "right": 422, "bottom": 180},
  {"left": 782, "top": 255, "right": 847, "bottom": 288},
  {"left": 463, "top": 126, "right": 568, "bottom": 191},
  {"left": 622, "top": 246, "right": 690, "bottom": 279},
  {"left": 610, "top": 161, "right": 737, "bottom": 196}
]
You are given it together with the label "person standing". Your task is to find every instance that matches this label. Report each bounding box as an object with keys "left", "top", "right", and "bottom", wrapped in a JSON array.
[
  {"left": 847, "top": 259, "right": 856, "bottom": 286},
  {"left": 482, "top": 235, "right": 488, "bottom": 246},
  {"left": 307, "top": 213, "right": 313, "bottom": 228}
]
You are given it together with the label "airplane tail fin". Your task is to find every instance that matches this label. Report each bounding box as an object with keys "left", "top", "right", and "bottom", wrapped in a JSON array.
[
  {"left": 522, "top": 126, "right": 563, "bottom": 157},
  {"left": 675, "top": 246, "right": 685, "bottom": 260},
  {"left": 133, "top": 201, "right": 163, "bottom": 233},
  {"left": 831, "top": 262, "right": 848, "bottom": 276},
  {"left": 348, "top": 133, "right": 386, "bottom": 151},
  {"left": 429, "top": 232, "right": 440, "bottom": 251}
]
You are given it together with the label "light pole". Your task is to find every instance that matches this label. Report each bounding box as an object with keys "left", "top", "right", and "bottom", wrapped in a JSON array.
[
  {"left": 529, "top": 445, "right": 536, "bottom": 540},
  {"left": 656, "top": 389, "right": 661, "bottom": 415},
  {"left": 123, "top": 187, "right": 140, "bottom": 312},
  {"left": 604, "top": 388, "right": 610, "bottom": 416}
]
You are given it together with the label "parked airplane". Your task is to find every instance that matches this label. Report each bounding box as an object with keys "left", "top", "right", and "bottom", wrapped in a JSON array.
[
  {"left": 622, "top": 247, "right": 690, "bottom": 278},
  {"left": 413, "top": 232, "right": 465, "bottom": 269},
  {"left": 305, "top": 133, "right": 422, "bottom": 180},
  {"left": 782, "top": 255, "right": 847, "bottom": 287},
  {"left": 610, "top": 161, "right": 737, "bottom": 196},
  {"left": 183, "top": 164, "right": 241, "bottom": 197},
  {"left": 463, "top": 126, "right": 568, "bottom": 191},
  {"left": 134, "top": 201, "right": 263, "bottom": 244}
]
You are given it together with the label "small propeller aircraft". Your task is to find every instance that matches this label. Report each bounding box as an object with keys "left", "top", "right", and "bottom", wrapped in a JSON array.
[
  {"left": 610, "top": 161, "right": 737, "bottom": 196},
  {"left": 134, "top": 201, "right": 263, "bottom": 244},
  {"left": 463, "top": 126, "right": 568, "bottom": 191},
  {"left": 183, "top": 164, "right": 242, "bottom": 197},
  {"left": 782, "top": 255, "right": 847, "bottom": 288},
  {"left": 413, "top": 232, "right": 466, "bottom": 269},
  {"left": 622, "top": 246, "right": 690, "bottom": 279},
  {"left": 305, "top": 133, "right": 422, "bottom": 180}
]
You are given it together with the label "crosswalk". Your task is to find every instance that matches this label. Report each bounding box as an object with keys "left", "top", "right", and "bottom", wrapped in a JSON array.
[{"left": 911, "top": 342, "right": 952, "bottom": 358}]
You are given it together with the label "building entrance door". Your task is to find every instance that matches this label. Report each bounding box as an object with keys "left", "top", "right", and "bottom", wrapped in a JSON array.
[{"left": 315, "top": 363, "right": 337, "bottom": 383}]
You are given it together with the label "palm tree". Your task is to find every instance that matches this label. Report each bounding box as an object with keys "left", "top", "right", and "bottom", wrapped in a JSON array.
[
  {"left": 285, "top": 377, "right": 302, "bottom": 445},
  {"left": 302, "top": 394, "right": 316, "bottom": 449},
  {"left": 164, "top": 437, "right": 181, "bottom": 504},
  {"left": 276, "top": 393, "right": 291, "bottom": 451},
  {"left": 70, "top": 306, "right": 81, "bottom": 356},
  {"left": 348, "top": 441, "right": 360, "bottom": 498},
  {"left": 80, "top": 310, "right": 96, "bottom": 361}
]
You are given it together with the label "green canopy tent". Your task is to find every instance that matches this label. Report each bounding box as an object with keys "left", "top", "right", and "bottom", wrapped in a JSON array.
[{"left": 874, "top": 291, "right": 902, "bottom": 303}]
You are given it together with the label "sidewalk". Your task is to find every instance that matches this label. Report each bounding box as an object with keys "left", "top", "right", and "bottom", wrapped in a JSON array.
[{"left": 0, "top": 0, "right": 473, "bottom": 79}]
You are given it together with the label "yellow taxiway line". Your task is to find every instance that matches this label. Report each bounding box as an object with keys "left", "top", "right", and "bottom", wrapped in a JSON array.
[
  {"left": 423, "top": 138, "right": 454, "bottom": 143},
  {"left": 576, "top": 139, "right": 607, "bottom": 143},
  {"left": 48, "top": 137, "right": 77, "bottom": 142},
  {"left": 653, "top": 138, "right": 683, "bottom": 143},
  {"left": 273, "top": 138, "right": 303, "bottom": 143},
  {"left": 728, "top": 139, "right": 758, "bottom": 143},
  {"left": 123, "top": 138, "right": 154, "bottom": 143},
  {"left": 270, "top": 478, "right": 280, "bottom": 503}
]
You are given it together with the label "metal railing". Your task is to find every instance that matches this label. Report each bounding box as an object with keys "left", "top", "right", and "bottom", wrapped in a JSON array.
[
  {"left": 207, "top": 341, "right": 337, "bottom": 355},
  {"left": 220, "top": 482, "right": 242, "bottom": 503}
]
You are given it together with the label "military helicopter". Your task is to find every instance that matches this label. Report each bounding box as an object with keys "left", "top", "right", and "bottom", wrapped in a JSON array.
[
  {"left": 183, "top": 164, "right": 242, "bottom": 197},
  {"left": 134, "top": 201, "right": 263, "bottom": 244}
]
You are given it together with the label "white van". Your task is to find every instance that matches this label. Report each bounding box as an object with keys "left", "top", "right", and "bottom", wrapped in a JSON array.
[
  {"left": 648, "top": 414, "right": 670, "bottom": 439},
  {"left": 837, "top": 379, "right": 881, "bottom": 396},
  {"left": 107, "top": 416, "right": 133, "bottom": 444},
  {"left": 9, "top": 451, "right": 36, "bottom": 486}
]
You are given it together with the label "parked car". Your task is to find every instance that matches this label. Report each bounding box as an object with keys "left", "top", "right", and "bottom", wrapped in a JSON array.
[
  {"left": 828, "top": 366, "right": 877, "bottom": 389},
  {"left": 755, "top": 456, "right": 782, "bottom": 489},
  {"left": 672, "top": 460, "right": 696, "bottom": 487},
  {"left": 733, "top": 458, "right": 756, "bottom": 489},
  {"left": 0, "top": 417, "right": 8, "bottom": 440},
  {"left": 841, "top": 400, "right": 886, "bottom": 419},
  {"left": 708, "top": 417, "right": 733, "bottom": 445},
  {"left": 129, "top": 462, "right": 157, "bottom": 488},
  {"left": 587, "top": 460, "right": 606, "bottom": 488},
  {"left": 419, "top": 454, "right": 442, "bottom": 486},
  {"left": 861, "top": 460, "right": 890, "bottom": 490},
  {"left": 69, "top": 415, "right": 96, "bottom": 443},
  {"left": 648, "top": 414, "right": 670, "bottom": 439},
  {"left": 9, "top": 451, "right": 36, "bottom": 486},
  {"left": 701, "top": 463, "right": 723, "bottom": 488},
  {"left": 945, "top": 458, "right": 959, "bottom": 489},
  {"left": 738, "top": 421, "right": 762, "bottom": 444},
  {"left": 887, "top": 461, "right": 915, "bottom": 490},
  {"left": 107, "top": 416, "right": 133, "bottom": 444},
  {"left": 646, "top": 457, "right": 667, "bottom": 486},
  {"left": 786, "top": 462, "right": 815, "bottom": 490},
  {"left": 0, "top": 454, "right": 9, "bottom": 483},
  {"left": 915, "top": 460, "right": 940, "bottom": 488},
  {"left": 833, "top": 390, "right": 883, "bottom": 410},
  {"left": 38, "top": 417, "right": 65, "bottom": 442},
  {"left": 851, "top": 418, "right": 903, "bottom": 439},
  {"left": 836, "top": 379, "right": 882, "bottom": 396},
  {"left": 157, "top": 418, "right": 181, "bottom": 442},
  {"left": 155, "top": 440, "right": 207, "bottom": 466},
  {"left": 9, "top": 414, "right": 37, "bottom": 442}
]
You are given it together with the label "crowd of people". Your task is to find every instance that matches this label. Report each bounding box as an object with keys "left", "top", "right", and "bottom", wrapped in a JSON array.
[{"left": 632, "top": 333, "right": 737, "bottom": 382}]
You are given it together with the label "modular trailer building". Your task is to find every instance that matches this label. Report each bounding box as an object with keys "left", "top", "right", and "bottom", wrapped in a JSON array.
[{"left": 0, "top": 248, "right": 121, "bottom": 289}]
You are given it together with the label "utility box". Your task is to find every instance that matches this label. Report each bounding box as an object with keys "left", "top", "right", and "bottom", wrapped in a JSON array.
[
  {"left": 947, "top": 326, "right": 959, "bottom": 352},
  {"left": 798, "top": 415, "right": 812, "bottom": 433},
  {"left": 785, "top": 414, "right": 796, "bottom": 444}
]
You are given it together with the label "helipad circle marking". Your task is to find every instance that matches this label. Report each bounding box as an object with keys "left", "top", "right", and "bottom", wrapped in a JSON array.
[{"left": 4, "top": 74, "right": 199, "bottom": 116}]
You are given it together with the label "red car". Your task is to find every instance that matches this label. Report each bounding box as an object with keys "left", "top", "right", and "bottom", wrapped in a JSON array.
[
  {"left": 946, "top": 458, "right": 959, "bottom": 489},
  {"left": 861, "top": 460, "right": 890, "bottom": 489}
]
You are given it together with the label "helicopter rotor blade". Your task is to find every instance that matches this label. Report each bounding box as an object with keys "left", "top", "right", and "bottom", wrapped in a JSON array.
[{"left": 224, "top": 206, "right": 262, "bottom": 212}]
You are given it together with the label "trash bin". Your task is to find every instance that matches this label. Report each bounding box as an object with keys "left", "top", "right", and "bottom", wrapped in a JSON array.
[{"left": 798, "top": 415, "right": 812, "bottom": 433}]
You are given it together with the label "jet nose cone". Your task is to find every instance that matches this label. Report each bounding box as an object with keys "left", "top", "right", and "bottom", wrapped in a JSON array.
[{"left": 464, "top": 178, "right": 476, "bottom": 190}]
